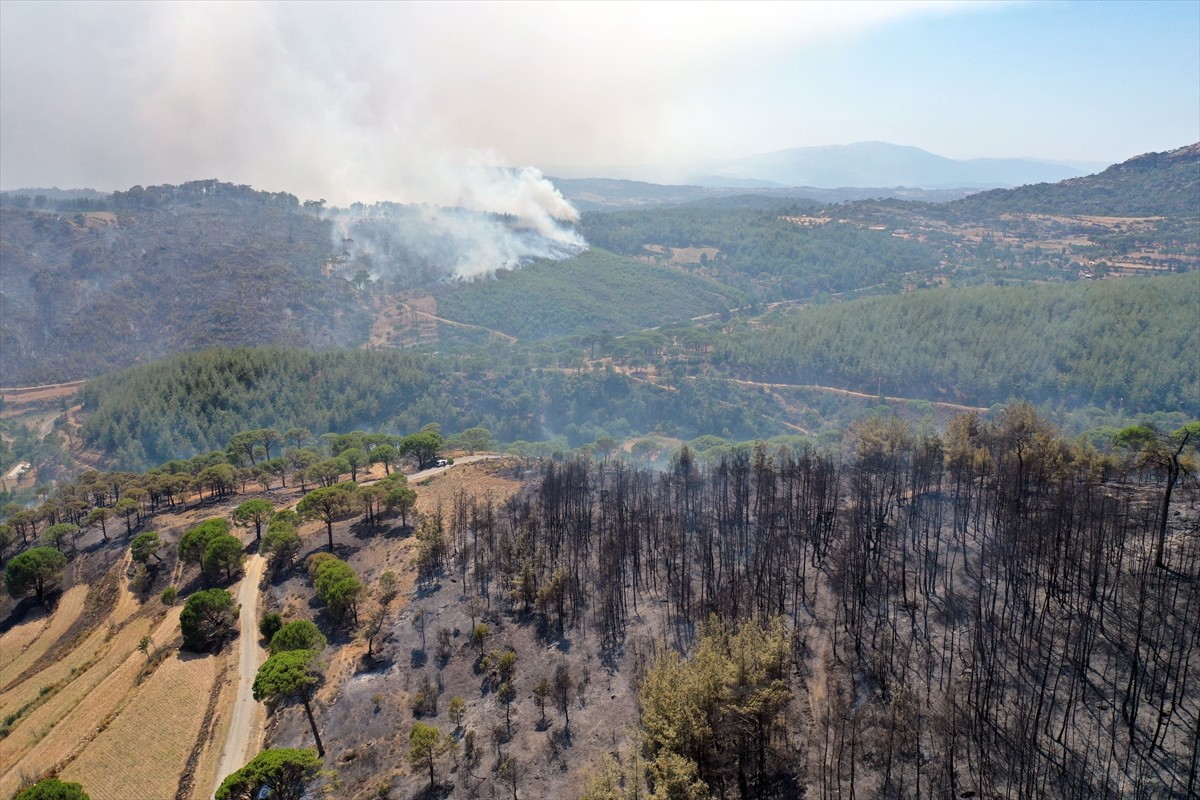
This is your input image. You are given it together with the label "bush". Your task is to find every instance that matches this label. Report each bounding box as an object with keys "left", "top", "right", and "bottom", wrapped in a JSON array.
[
  {"left": 4, "top": 547, "right": 68, "bottom": 604},
  {"left": 179, "top": 588, "right": 236, "bottom": 651},
  {"left": 269, "top": 619, "right": 328, "bottom": 655},
  {"left": 14, "top": 778, "right": 90, "bottom": 800},
  {"left": 260, "top": 611, "right": 284, "bottom": 641}
]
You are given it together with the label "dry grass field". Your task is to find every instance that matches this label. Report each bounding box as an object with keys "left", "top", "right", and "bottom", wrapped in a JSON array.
[
  {"left": 0, "top": 585, "right": 87, "bottom": 688},
  {"left": 0, "top": 505, "right": 248, "bottom": 799},
  {"left": 0, "top": 606, "right": 183, "bottom": 798},
  {"left": 411, "top": 458, "right": 522, "bottom": 517},
  {"left": 61, "top": 649, "right": 219, "bottom": 800},
  {"left": 0, "top": 609, "right": 50, "bottom": 676}
]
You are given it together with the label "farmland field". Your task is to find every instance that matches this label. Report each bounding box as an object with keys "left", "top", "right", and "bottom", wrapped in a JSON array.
[
  {"left": 0, "top": 585, "right": 87, "bottom": 687},
  {"left": 0, "top": 605, "right": 186, "bottom": 797},
  {"left": 61, "top": 650, "right": 219, "bottom": 800}
]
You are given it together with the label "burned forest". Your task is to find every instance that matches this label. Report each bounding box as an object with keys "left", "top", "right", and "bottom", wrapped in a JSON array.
[{"left": 423, "top": 409, "right": 1199, "bottom": 799}]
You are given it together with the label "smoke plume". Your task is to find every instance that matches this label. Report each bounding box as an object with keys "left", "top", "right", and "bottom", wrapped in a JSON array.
[{"left": 330, "top": 165, "right": 585, "bottom": 282}]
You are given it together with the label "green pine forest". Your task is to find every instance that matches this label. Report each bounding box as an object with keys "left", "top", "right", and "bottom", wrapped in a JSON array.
[
  {"left": 2, "top": 144, "right": 1197, "bottom": 477},
  {"left": 714, "top": 272, "right": 1199, "bottom": 413},
  {"left": 76, "top": 272, "right": 1197, "bottom": 471},
  {"left": 433, "top": 248, "right": 744, "bottom": 340}
]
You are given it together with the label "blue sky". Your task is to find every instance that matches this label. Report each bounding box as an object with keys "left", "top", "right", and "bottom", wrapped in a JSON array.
[
  {"left": 665, "top": 1, "right": 1199, "bottom": 166},
  {"left": 1, "top": 1, "right": 1196, "bottom": 199}
]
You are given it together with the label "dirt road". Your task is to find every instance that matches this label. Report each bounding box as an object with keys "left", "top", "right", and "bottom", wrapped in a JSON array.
[
  {"left": 212, "top": 553, "right": 267, "bottom": 793},
  {"left": 407, "top": 453, "right": 502, "bottom": 481},
  {"left": 207, "top": 457, "right": 496, "bottom": 791},
  {"left": 726, "top": 377, "right": 990, "bottom": 414},
  {"left": 396, "top": 303, "right": 518, "bottom": 343}
]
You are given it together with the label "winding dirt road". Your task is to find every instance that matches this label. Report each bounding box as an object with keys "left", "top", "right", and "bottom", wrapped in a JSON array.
[{"left": 212, "top": 553, "right": 267, "bottom": 793}]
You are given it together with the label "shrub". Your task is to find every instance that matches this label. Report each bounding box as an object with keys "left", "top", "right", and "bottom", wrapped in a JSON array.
[{"left": 260, "top": 611, "right": 284, "bottom": 641}]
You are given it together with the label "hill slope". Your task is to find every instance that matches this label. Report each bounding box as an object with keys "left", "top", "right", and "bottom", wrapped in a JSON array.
[
  {"left": 704, "top": 141, "right": 1097, "bottom": 188},
  {"left": 954, "top": 142, "right": 1200, "bottom": 216},
  {"left": 716, "top": 273, "right": 1200, "bottom": 414},
  {"left": 0, "top": 181, "right": 369, "bottom": 384},
  {"left": 433, "top": 248, "right": 745, "bottom": 340}
]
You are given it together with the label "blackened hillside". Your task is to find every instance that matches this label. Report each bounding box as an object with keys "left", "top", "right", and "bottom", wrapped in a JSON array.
[{"left": 0, "top": 181, "right": 370, "bottom": 384}]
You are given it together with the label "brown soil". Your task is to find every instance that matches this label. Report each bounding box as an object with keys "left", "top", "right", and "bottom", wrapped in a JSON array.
[{"left": 0, "top": 380, "right": 86, "bottom": 409}]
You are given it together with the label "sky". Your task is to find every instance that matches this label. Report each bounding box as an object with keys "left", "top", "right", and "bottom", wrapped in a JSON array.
[{"left": 1, "top": 0, "right": 1197, "bottom": 203}]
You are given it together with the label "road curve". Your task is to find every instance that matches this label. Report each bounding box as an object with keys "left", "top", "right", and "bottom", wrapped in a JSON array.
[{"left": 212, "top": 553, "right": 267, "bottom": 794}]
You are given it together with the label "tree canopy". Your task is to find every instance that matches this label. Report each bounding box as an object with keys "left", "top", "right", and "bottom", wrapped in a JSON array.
[
  {"left": 202, "top": 533, "right": 246, "bottom": 582},
  {"left": 232, "top": 498, "right": 274, "bottom": 541},
  {"left": 5, "top": 546, "right": 67, "bottom": 603},
  {"left": 269, "top": 619, "right": 328, "bottom": 656},
  {"left": 13, "top": 778, "right": 91, "bottom": 800},
  {"left": 179, "top": 588, "right": 237, "bottom": 651},
  {"left": 297, "top": 483, "right": 358, "bottom": 553},
  {"left": 130, "top": 531, "right": 163, "bottom": 564},
  {"left": 408, "top": 722, "right": 449, "bottom": 790},
  {"left": 215, "top": 747, "right": 321, "bottom": 800},
  {"left": 178, "top": 518, "right": 232, "bottom": 566},
  {"left": 310, "top": 556, "right": 363, "bottom": 625},
  {"left": 253, "top": 649, "right": 325, "bottom": 756}
]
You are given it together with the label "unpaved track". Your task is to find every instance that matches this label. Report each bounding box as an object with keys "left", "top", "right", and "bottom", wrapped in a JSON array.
[
  {"left": 396, "top": 302, "right": 518, "bottom": 343},
  {"left": 407, "top": 453, "right": 501, "bottom": 481},
  {"left": 208, "top": 457, "right": 497, "bottom": 792},
  {"left": 212, "top": 554, "right": 267, "bottom": 792}
]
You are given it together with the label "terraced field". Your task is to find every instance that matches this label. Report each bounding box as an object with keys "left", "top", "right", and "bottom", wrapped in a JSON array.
[
  {"left": 0, "top": 550, "right": 228, "bottom": 800},
  {"left": 61, "top": 650, "right": 219, "bottom": 800},
  {"left": 0, "top": 585, "right": 87, "bottom": 688}
]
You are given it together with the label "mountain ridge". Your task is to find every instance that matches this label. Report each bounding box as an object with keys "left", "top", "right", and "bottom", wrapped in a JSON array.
[
  {"left": 547, "top": 141, "right": 1107, "bottom": 190},
  {"left": 952, "top": 141, "right": 1200, "bottom": 216},
  {"left": 702, "top": 141, "right": 1103, "bottom": 189}
]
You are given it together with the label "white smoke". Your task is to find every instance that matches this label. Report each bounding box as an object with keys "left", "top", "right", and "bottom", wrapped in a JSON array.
[{"left": 329, "top": 166, "right": 586, "bottom": 283}]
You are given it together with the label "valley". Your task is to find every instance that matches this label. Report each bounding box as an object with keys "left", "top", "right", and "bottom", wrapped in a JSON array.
[{"left": 0, "top": 143, "right": 1196, "bottom": 800}]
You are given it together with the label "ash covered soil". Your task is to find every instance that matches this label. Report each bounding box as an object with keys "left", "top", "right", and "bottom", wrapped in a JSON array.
[{"left": 261, "top": 458, "right": 655, "bottom": 800}]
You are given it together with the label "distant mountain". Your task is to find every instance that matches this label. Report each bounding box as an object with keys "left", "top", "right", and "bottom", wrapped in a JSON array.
[
  {"left": 550, "top": 176, "right": 974, "bottom": 212},
  {"left": 953, "top": 142, "right": 1200, "bottom": 217},
  {"left": 701, "top": 142, "right": 1103, "bottom": 189}
]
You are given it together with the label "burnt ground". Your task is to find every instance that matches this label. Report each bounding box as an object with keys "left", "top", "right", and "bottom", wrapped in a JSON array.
[{"left": 259, "top": 462, "right": 664, "bottom": 800}]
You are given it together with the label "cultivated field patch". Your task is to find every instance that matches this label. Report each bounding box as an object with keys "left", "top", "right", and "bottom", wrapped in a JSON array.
[
  {"left": 0, "top": 585, "right": 87, "bottom": 689},
  {"left": 0, "top": 611, "right": 49, "bottom": 677},
  {"left": 61, "top": 651, "right": 218, "bottom": 800},
  {"left": 0, "top": 613, "right": 167, "bottom": 797}
]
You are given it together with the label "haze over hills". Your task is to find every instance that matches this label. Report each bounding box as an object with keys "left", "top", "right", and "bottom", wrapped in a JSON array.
[
  {"left": 549, "top": 177, "right": 975, "bottom": 213},
  {"left": 1, "top": 148, "right": 1198, "bottom": 800},
  {"left": 0, "top": 144, "right": 1195, "bottom": 387},
  {"left": 548, "top": 141, "right": 1106, "bottom": 192}
]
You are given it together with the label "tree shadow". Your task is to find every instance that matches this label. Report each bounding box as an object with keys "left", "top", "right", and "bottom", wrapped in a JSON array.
[
  {"left": 358, "top": 652, "right": 394, "bottom": 673},
  {"left": 383, "top": 522, "right": 415, "bottom": 540},
  {"left": 413, "top": 578, "right": 442, "bottom": 599},
  {"left": 553, "top": 726, "right": 573, "bottom": 749},
  {"left": 410, "top": 782, "right": 453, "bottom": 800},
  {"left": 599, "top": 641, "right": 623, "bottom": 670},
  {"left": 0, "top": 596, "right": 47, "bottom": 635}
]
